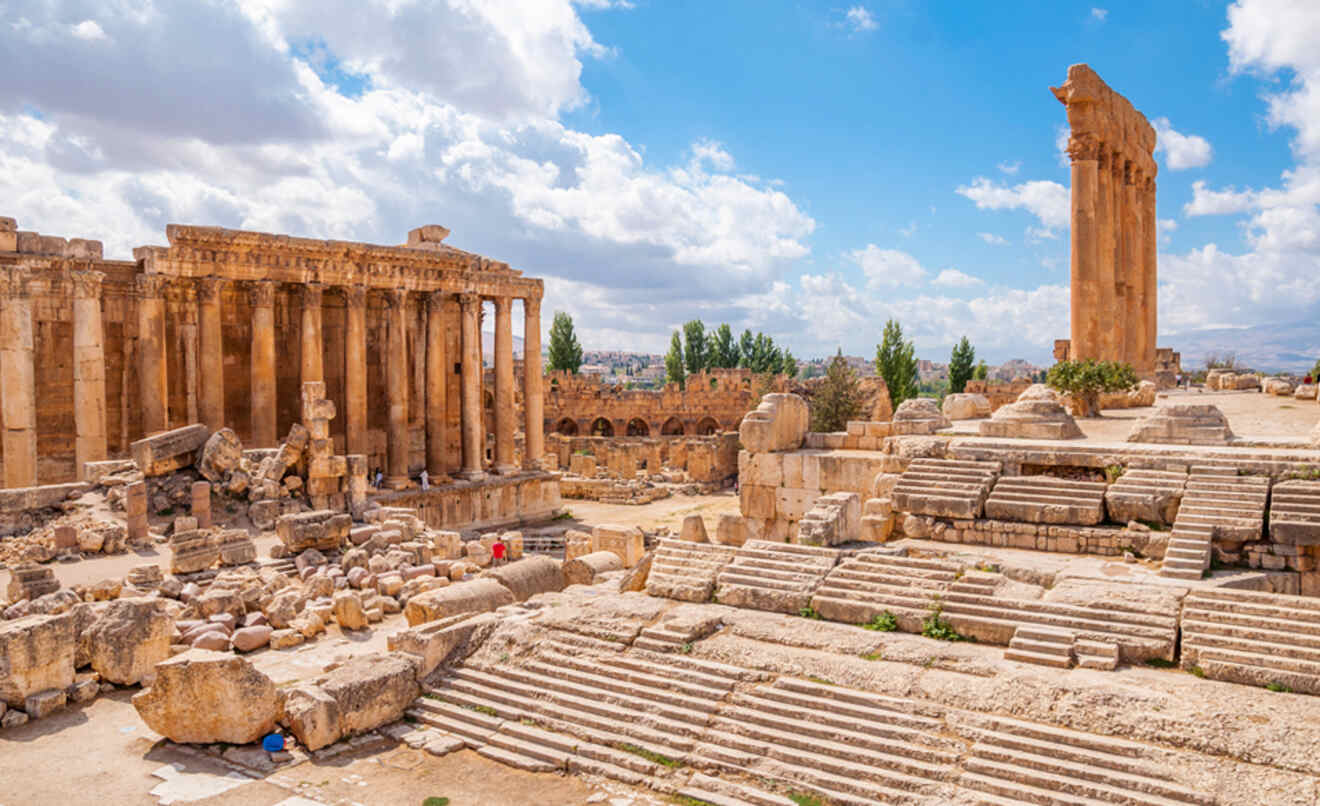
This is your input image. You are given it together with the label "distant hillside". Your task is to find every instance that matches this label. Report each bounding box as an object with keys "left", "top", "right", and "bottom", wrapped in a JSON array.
[
  {"left": 1165, "top": 319, "right": 1320, "bottom": 373},
  {"left": 480, "top": 331, "right": 524, "bottom": 364}
]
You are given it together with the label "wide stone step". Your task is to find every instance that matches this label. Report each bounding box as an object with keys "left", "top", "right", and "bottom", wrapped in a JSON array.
[
  {"left": 477, "top": 743, "right": 560, "bottom": 772},
  {"left": 681, "top": 773, "right": 796, "bottom": 806},
  {"left": 610, "top": 648, "right": 755, "bottom": 684},
  {"left": 853, "top": 552, "right": 966, "bottom": 573},
  {"left": 691, "top": 748, "right": 902, "bottom": 806},
  {"left": 406, "top": 700, "right": 496, "bottom": 747},
  {"left": 836, "top": 562, "right": 959, "bottom": 583},
  {"left": 521, "top": 658, "right": 723, "bottom": 714},
  {"left": 1004, "top": 648, "right": 1073, "bottom": 668},
  {"left": 1180, "top": 630, "right": 1320, "bottom": 664},
  {"left": 1184, "top": 593, "right": 1320, "bottom": 625},
  {"left": 735, "top": 689, "right": 950, "bottom": 744},
  {"left": 716, "top": 572, "right": 811, "bottom": 592},
  {"left": 544, "top": 632, "right": 629, "bottom": 654},
  {"left": 1180, "top": 616, "right": 1320, "bottom": 652},
  {"left": 967, "top": 754, "right": 1205, "bottom": 806},
  {"left": 811, "top": 586, "right": 936, "bottom": 613},
  {"left": 941, "top": 592, "right": 1175, "bottom": 631},
  {"left": 1188, "top": 644, "right": 1320, "bottom": 682},
  {"left": 593, "top": 654, "right": 741, "bottom": 692}
]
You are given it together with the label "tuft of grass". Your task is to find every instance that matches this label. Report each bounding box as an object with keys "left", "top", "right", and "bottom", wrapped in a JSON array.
[
  {"left": 423, "top": 692, "right": 443, "bottom": 700},
  {"left": 1187, "top": 665, "right": 1206, "bottom": 678},
  {"left": 1104, "top": 464, "right": 1125, "bottom": 483},
  {"left": 1144, "top": 658, "right": 1177, "bottom": 669},
  {"left": 859, "top": 651, "right": 882, "bottom": 662},
  {"left": 499, "top": 652, "right": 510, "bottom": 663},
  {"left": 615, "top": 742, "right": 681, "bottom": 768},
  {"left": 670, "top": 797, "right": 717, "bottom": 806},
  {"left": 423, "top": 798, "right": 451, "bottom": 806},
  {"left": 468, "top": 704, "right": 498, "bottom": 717},
  {"left": 862, "top": 611, "right": 898, "bottom": 632},
  {"left": 788, "top": 792, "right": 829, "bottom": 806},
  {"left": 1137, "top": 520, "right": 1167, "bottom": 532},
  {"left": 921, "top": 604, "right": 973, "bottom": 642},
  {"left": 976, "top": 562, "right": 1000, "bottom": 573},
  {"left": 1266, "top": 682, "right": 1292, "bottom": 693},
  {"left": 807, "top": 675, "right": 836, "bottom": 686},
  {"left": 552, "top": 510, "right": 574, "bottom": 521},
  {"left": 798, "top": 606, "right": 823, "bottom": 620},
  {"left": 679, "top": 642, "right": 694, "bottom": 654}
]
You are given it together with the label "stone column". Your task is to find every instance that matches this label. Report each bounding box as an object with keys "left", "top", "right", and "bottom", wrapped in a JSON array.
[
  {"left": 1141, "top": 175, "right": 1159, "bottom": 375},
  {"left": 0, "top": 268, "right": 36, "bottom": 488},
  {"left": 1067, "top": 137, "right": 1101, "bottom": 361},
  {"left": 493, "top": 296, "right": 516, "bottom": 474},
  {"left": 300, "top": 282, "right": 324, "bottom": 386},
  {"left": 385, "top": 288, "right": 410, "bottom": 489},
  {"left": 1094, "top": 149, "right": 1117, "bottom": 361},
  {"left": 248, "top": 280, "right": 277, "bottom": 447},
  {"left": 197, "top": 277, "right": 226, "bottom": 431},
  {"left": 137, "top": 274, "right": 170, "bottom": 436},
  {"left": 1122, "top": 163, "right": 1139, "bottom": 367},
  {"left": 426, "top": 291, "right": 449, "bottom": 478},
  {"left": 522, "top": 296, "right": 544, "bottom": 469},
  {"left": 458, "top": 293, "right": 486, "bottom": 480},
  {"left": 72, "top": 270, "right": 108, "bottom": 479},
  {"left": 344, "top": 286, "right": 368, "bottom": 457}
]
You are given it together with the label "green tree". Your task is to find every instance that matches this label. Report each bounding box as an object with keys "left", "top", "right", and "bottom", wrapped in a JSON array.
[
  {"left": 737, "top": 329, "right": 756, "bottom": 369},
  {"left": 1310, "top": 356, "right": 1320, "bottom": 380},
  {"left": 1046, "top": 359, "right": 1139, "bottom": 417},
  {"left": 547, "top": 311, "right": 583, "bottom": 373},
  {"left": 811, "top": 350, "right": 864, "bottom": 432},
  {"left": 665, "top": 331, "right": 686, "bottom": 388},
  {"left": 782, "top": 350, "right": 798, "bottom": 379},
  {"left": 972, "top": 360, "right": 989, "bottom": 381},
  {"left": 682, "top": 320, "right": 707, "bottom": 376},
  {"left": 948, "top": 336, "right": 975, "bottom": 394},
  {"left": 875, "top": 319, "right": 918, "bottom": 408},
  {"left": 709, "top": 323, "right": 738, "bottom": 368}
]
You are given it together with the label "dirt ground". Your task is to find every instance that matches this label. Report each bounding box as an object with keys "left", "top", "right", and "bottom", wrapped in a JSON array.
[{"left": 561, "top": 490, "right": 741, "bottom": 534}]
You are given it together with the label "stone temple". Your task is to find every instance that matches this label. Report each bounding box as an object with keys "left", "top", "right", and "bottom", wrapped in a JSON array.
[{"left": 3, "top": 65, "right": 1320, "bottom": 806}]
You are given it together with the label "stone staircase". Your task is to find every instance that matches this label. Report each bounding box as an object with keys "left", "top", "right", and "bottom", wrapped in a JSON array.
[
  {"left": 1004, "top": 624, "right": 1121, "bottom": 671},
  {"left": 1269, "top": 479, "right": 1320, "bottom": 545},
  {"left": 644, "top": 540, "right": 738, "bottom": 602},
  {"left": 1181, "top": 588, "right": 1320, "bottom": 694},
  {"left": 713, "top": 540, "right": 840, "bottom": 614},
  {"left": 809, "top": 551, "right": 964, "bottom": 630},
  {"left": 1159, "top": 467, "right": 1269, "bottom": 581},
  {"left": 954, "top": 714, "right": 1215, "bottom": 806},
  {"left": 892, "top": 458, "right": 1002, "bottom": 519},
  {"left": 983, "top": 475, "right": 1108, "bottom": 526},
  {"left": 1104, "top": 468, "right": 1187, "bottom": 526}
]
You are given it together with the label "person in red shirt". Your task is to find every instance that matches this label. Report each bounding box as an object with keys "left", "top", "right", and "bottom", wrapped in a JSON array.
[{"left": 491, "top": 539, "right": 506, "bottom": 566}]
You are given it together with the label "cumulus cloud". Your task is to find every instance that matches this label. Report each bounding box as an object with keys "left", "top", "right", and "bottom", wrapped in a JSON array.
[
  {"left": 847, "top": 246, "right": 928, "bottom": 287},
  {"left": 956, "top": 176, "right": 1070, "bottom": 233},
  {"left": 997, "top": 160, "right": 1021, "bottom": 175},
  {"left": 977, "top": 232, "right": 1008, "bottom": 246},
  {"left": 1154, "top": 118, "right": 1212, "bottom": 170},
  {"left": 933, "top": 269, "right": 984, "bottom": 288},
  {"left": 1091, "top": 8, "right": 1108, "bottom": 22},
  {"left": 70, "top": 20, "right": 106, "bottom": 41},
  {"left": 845, "top": 6, "right": 878, "bottom": 32}
]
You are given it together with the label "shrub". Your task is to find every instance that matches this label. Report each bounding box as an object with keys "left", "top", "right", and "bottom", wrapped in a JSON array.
[
  {"left": 798, "top": 606, "right": 823, "bottom": 620},
  {"left": 921, "top": 604, "right": 972, "bottom": 642},
  {"left": 1046, "top": 359, "right": 1139, "bottom": 417},
  {"left": 862, "top": 611, "right": 898, "bottom": 632}
]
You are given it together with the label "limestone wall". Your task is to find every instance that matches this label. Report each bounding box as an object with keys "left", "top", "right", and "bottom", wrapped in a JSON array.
[
  {"left": 545, "top": 433, "right": 738, "bottom": 483},
  {"left": 382, "top": 472, "right": 561, "bottom": 532}
]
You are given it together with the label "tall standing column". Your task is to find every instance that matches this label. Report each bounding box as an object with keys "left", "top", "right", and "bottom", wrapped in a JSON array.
[
  {"left": 1121, "top": 163, "right": 1139, "bottom": 366},
  {"left": 248, "top": 281, "right": 277, "bottom": 447},
  {"left": 493, "top": 297, "right": 516, "bottom": 474},
  {"left": 1067, "top": 137, "right": 1101, "bottom": 361},
  {"left": 137, "top": 274, "right": 169, "bottom": 436},
  {"left": 522, "top": 297, "right": 544, "bottom": 470},
  {"left": 0, "top": 268, "right": 37, "bottom": 488},
  {"left": 1094, "top": 148, "right": 1117, "bottom": 361},
  {"left": 72, "top": 270, "right": 107, "bottom": 479},
  {"left": 458, "top": 293, "right": 485, "bottom": 480},
  {"left": 385, "top": 288, "right": 410, "bottom": 489},
  {"left": 300, "top": 282, "right": 324, "bottom": 386},
  {"left": 344, "top": 286, "right": 368, "bottom": 457},
  {"left": 197, "top": 277, "right": 227, "bottom": 431},
  {"left": 1141, "top": 175, "right": 1159, "bottom": 375},
  {"left": 425, "top": 291, "right": 449, "bottom": 478}
]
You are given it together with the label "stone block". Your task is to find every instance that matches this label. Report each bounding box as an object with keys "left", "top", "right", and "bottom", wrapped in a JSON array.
[
  {"left": 197, "top": 428, "right": 243, "bottom": 482},
  {"left": 740, "top": 484, "right": 777, "bottom": 520},
  {"left": 592, "top": 524, "right": 646, "bottom": 567},
  {"left": 739, "top": 393, "right": 809, "bottom": 453},
  {"left": 280, "top": 654, "right": 419, "bottom": 751},
  {"left": 0, "top": 613, "right": 76, "bottom": 708},
  {"left": 24, "top": 688, "right": 67, "bottom": 719},
  {"left": 563, "top": 551, "right": 623, "bottom": 586},
  {"left": 132, "top": 650, "right": 279, "bottom": 744},
  {"left": 130, "top": 424, "right": 210, "bottom": 477},
  {"left": 83, "top": 598, "right": 173, "bottom": 686},
  {"left": 679, "top": 515, "right": 709, "bottom": 543},
  {"left": 403, "top": 579, "right": 515, "bottom": 626}
]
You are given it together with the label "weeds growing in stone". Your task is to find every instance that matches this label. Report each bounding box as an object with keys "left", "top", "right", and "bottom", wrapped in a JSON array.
[
  {"left": 799, "top": 606, "right": 823, "bottom": 620},
  {"left": 615, "top": 742, "right": 681, "bottom": 768},
  {"left": 862, "top": 611, "right": 898, "bottom": 632}
]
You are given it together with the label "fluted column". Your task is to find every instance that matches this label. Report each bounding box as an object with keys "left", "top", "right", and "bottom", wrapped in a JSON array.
[
  {"left": 1122, "top": 163, "right": 1139, "bottom": 366},
  {"left": 1067, "top": 136, "right": 1101, "bottom": 361},
  {"left": 72, "top": 270, "right": 107, "bottom": 479},
  {"left": 248, "top": 281, "right": 277, "bottom": 447},
  {"left": 522, "top": 296, "right": 544, "bottom": 469},
  {"left": 300, "top": 282, "right": 324, "bottom": 386},
  {"left": 1095, "top": 149, "right": 1117, "bottom": 361},
  {"left": 458, "top": 293, "right": 485, "bottom": 480},
  {"left": 493, "top": 296, "right": 516, "bottom": 473},
  {"left": 385, "top": 288, "right": 410, "bottom": 489},
  {"left": 0, "top": 268, "right": 36, "bottom": 488},
  {"left": 426, "top": 291, "right": 449, "bottom": 478},
  {"left": 137, "top": 274, "right": 169, "bottom": 436},
  {"left": 344, "top": 286, "right": 368, "bottom": 457},
  {"left": 197, "top": 276, "right": 226, "bottom": 431},
  {"left": 1141, "top": 175, "right": 1159, "bottom": 375}
]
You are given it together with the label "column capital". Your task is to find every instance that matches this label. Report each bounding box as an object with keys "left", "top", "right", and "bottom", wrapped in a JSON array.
[
  {"left": 197, "top": 275, "right": 227, "bottom": 303},
  {"left": 136, "top": 273, "right": 171, "bottom": 299},
  {"left": 1066, "top": 134, "right": 1102, "bottom": 162},
  {"left": 344, "top": 284, "right": 368, "bottom": 309},
  {"left": 247, "top": 279, "right": 276, "bottom": 308},
  {"left": 384, "top": 287, "right": 408, "bottom": 307},
  {"left": 427, "top": 289, "right": 449, "bottom": 309},
  {"left": 523, "top": 295, "right": 542, "bottom": 315},
  {"left": 458, "top": 291, "right": 480, "bottom": 309},
  {"left": 0, "top": 267, "right": 32, "bottom": 297},
  {"left": 70, "top": 270, "right": 105, "bottom": 299},
  {"left": 493, "top": 296, "right": 513, "bottom": 314},
  {"left": 300, "top": 281, "right": 324, "bottom": 307}
]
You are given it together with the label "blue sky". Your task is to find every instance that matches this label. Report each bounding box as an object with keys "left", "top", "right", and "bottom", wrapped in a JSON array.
[{"left": 2, "top": 0, "right": 1318, "bottom": 366}]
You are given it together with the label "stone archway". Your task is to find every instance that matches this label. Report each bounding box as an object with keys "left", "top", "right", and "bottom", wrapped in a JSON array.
[
  {"left": 660, "top": 417, "right": 685, "bottom": 436},
  {"left": 696, "top": 417, "right": 720, "bottom": 435},
  {"left": 555, "top": 418, "right": 579, "bottom": 436},
  {"left": 591, "top": 417, "right": 614, "bottom": 437},
  {"left": 626, "top": 418, "right": 649, "bottom": 436}
]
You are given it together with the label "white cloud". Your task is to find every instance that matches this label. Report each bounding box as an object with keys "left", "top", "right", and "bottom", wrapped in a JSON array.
[
  {"left": 1091, "top": 8, "right": 1108, "bottom": 21},
  {"left": 845, "top": 6, "right": 878, "bottom": 32},
  {"left": 1184, "top": 180, "right": 1256, "bottom": 216},
  {"left": 689, "top": 139, "right": 735, "bottom": 172},
  {"left": 997, "top": 160, "right": 1021, "bottom": 175},
  {"left": 977, "top": 232, "right": 1008, "bottom": 246},
  {"left": 848, "top": 245, "right": 928, "bottom": 287},
  {"left": 1154, "top": 117, "right": 1212, "bottom": 170},
  {"left": 956, "top": 176, "right": 1070, "bottom": 233},
  {"left": 933, "top": 269, "right": 984, "bottom": 288},
  {"left": 899, "top": 220, "right": 917, "bottom": 237},
  {"left": 1025, "top": 225, "right": 1058, "bottom": 242},
  {"left": 70, "top": 20, "right": 107, "bottom": 41}
]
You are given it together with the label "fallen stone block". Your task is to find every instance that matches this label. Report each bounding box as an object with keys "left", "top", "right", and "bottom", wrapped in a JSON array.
[
  {"left": 0, "top": 613, "right": 76, "bottom": 708},
  {"left": 83, "top": 598, "right": 173, "bottom": 686},
  {"left": 280, "top": 654, "right": 420, "bottom": 751},
  {"left": 133, "top": 649, "right": 279, "bottom": 744},
  {"left": 130, "top": 424, "right": 210, "bottom": 477},
  {"left": 563, "top": 551, "right": 623, "bottom": 586},
  {"left": 483, "top": 556, "right": 564, "bottom": 602},
  {"left": 403, "top": 579, "right": 515, "bottom": 626},
  {"left": 24, "top": 688, "right": 67, "bottom": 719}
]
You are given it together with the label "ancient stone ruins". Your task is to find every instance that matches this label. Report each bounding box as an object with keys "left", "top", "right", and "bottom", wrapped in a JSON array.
[{"left": 3, "top": 64, "right": 1320, "bottom": 806}]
